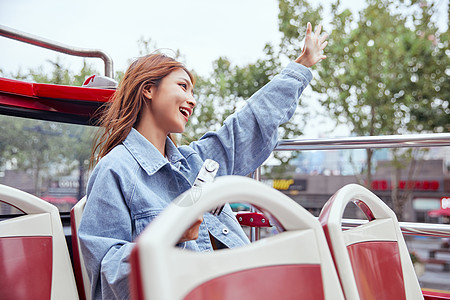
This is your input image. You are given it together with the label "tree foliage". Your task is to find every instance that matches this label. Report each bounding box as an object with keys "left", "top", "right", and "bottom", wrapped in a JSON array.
[
  {"left": 0, "top": 59, "right": 98, "bottom": 197},
  {"left": 1, "top": 1, "right": 447, "bottom": 213},
  {"left": 184, "top": 44, "right": 283, "bottom": 144},
  {"left": 278, "top": 0, "right": 448, "bottom": 134},
  {"left": 277, "top": 0, "right": 448, "bottom": 219}
]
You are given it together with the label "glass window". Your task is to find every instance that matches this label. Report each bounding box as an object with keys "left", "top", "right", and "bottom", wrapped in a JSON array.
[{"left": 0, "top": 114, "right": 96, "bottom": 213}]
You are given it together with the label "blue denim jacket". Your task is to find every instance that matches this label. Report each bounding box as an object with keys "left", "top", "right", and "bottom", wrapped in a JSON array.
[{"left": 78, "top": 62, "right": 312, "bottom": 300}]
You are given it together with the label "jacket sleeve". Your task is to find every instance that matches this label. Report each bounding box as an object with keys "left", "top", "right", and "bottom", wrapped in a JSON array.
[
  {"left": 78, "top": 162, "right": 135, "bottom": 300},
  {"left": 189, "top": 62, "right": 312, "bottom": 176}
]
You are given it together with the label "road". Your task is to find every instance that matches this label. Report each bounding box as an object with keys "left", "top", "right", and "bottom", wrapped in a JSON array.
[{"left": 406, "top": 236, "right": 450, "bottom": 291}]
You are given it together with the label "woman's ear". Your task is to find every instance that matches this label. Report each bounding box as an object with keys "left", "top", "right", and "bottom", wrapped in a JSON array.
[{"left": 143, "top": 87, "right": 152, "bottom": 100}]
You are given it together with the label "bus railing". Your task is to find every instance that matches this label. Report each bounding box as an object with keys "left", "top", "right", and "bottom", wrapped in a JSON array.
[
  {"left": 274, "top": 133, "right": 450, "bottom": 151},
  {"left": 342, "top": 219, "right": 450, "bottom": 238},
  {"left": 253, "top": 132, "right": 450, "bottom": 239},
  {"left": 0, "top": 24, "right": 114, "bottom": 78}
]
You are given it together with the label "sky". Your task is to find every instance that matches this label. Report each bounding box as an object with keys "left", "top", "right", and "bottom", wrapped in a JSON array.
[
  {"left": 0, "top": 0, "right": 285, "bottom": 76},
  {"left": 0, "top": 0, "right": 369, "bottom": 77},
  {"left": 0, "top": 0, "right": 448, "bottom": 138}
]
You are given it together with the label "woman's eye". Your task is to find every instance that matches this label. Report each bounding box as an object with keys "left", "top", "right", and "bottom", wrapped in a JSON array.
[{"left": 179, "top": 83, "right": 187, "bottom": 90}]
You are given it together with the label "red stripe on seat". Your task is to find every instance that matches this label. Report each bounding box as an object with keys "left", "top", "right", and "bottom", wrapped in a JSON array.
[
  {"left": 184, "top": 264, "right": 325, "bottom": 300},
  {"left": 0, "top": 236, "right": 52, "bottom": 300},
  {"left": 348, "top": 241, "right": 406, "bottom": 300},
  {"left": 423, "top": 289, "right": 450, "bottom": 300},
  {"left": 71, "top": 208, "right": 88, "bottom": 300}
]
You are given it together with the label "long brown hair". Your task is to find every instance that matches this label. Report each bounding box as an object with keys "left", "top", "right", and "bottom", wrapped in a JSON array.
[{"left": 90, "top": 53, "right": 195, "bottom": 169}]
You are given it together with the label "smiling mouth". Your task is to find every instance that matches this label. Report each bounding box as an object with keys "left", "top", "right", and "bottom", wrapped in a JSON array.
[{"left": 179, "top": 107, "right": 190, "bottom": 119}]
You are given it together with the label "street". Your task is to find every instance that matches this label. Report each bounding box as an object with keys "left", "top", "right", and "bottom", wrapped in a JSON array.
[{"left": 406, "top": 236, "right": 450, "bottom": 291}]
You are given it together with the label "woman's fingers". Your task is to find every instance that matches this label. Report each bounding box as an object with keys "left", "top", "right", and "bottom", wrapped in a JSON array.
[
  {"left": 314, "top": 24, "right": 322, "bottom": 37},
  {"left": 306, "top": 22, "right": 312, "bottom": 35},
  {"left": 295, "top": 22, "right": 328, "bottom": 67},
  {"left": 320, "top": 33, "right": 329, "bottom": 44}
]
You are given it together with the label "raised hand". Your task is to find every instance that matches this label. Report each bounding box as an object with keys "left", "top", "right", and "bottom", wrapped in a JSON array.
[{"left": 295, "top": 22, "right": 328, "bottom": 67}]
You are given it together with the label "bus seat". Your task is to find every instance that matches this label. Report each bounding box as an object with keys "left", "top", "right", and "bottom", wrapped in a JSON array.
[
  {"left": 129, "top": 175, "right": 344, "bottom": 300},
  {"left": 318, "top": 183, "right": 423, "bottom": 300},
  {"left": 71, "top": 196, "right": 91, "bottom": 300},
  {"left": 0, "top": 184, "right": 78, "bottom": 300}
]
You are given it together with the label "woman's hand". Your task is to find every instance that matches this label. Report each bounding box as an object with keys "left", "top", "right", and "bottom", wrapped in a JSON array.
[
  {"left": 178, "top": 216, "right": 203, "bottom": 243},
  {"left": 295, "top": 22, "right": 328, "bottom": 67}
]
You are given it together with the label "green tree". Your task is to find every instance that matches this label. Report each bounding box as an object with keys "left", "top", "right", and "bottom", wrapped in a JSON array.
[
  {"left": 15, "top": 121, "right": 63, "bottom": 196},
  {"left": 389, "top": 147, "right": 428, "bottom": 219},
  {"left": 58, "top": 123, "right": 97, "bottom": 200},
  {"left": 1, "top": 58, "right": 98, "bottom": 198},
  {"left": 0, "top": 116, "right": 16, "bottom": 168},
  {"left": 404, "top": 0, "right": 449, "bottom": 133},
  {"left": 184, "top": 46, "right": 283, "bottom": 144},
  {"left": 277, "top": 0, "right": 448, "bottom": 219}
]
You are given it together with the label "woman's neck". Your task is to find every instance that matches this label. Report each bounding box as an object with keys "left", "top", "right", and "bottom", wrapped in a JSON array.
[{"left": 136, "top": 120, "right": 167, "bottom": 158}]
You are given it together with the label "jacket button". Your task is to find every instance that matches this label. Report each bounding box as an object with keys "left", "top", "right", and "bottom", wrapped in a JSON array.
[{"left": 222, "top": 228, "right": 229, "bottom": 235}]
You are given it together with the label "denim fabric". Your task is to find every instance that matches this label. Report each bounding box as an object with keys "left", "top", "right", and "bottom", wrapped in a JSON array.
[{"left": 78, "top": 62, "right": 312, "bottom": 300}]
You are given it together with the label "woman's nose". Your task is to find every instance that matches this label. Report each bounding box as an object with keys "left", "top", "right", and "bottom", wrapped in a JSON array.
[{"left": 187, "top": 95, "right": 196, "bottom": 108}]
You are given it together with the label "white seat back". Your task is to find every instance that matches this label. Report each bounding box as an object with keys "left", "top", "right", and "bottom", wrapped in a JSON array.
[
  {"left": 318, "top": 183, "right": 423, "bottom": 300},
  {"left": 130, "top": 176, "right": 344, "bottom": 300},
  {"left": 0, "top": 184, "right": 78, "bottom": 300}
]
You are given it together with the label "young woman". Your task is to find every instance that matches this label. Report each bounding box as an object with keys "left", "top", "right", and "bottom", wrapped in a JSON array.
[{"left": 79, "top": 22, "right": 328, "bottom": 300}]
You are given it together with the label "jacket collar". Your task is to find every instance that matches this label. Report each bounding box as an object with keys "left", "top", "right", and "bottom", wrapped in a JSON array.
[{"left": 122, "top": 128, "right": 186, "bottom": 176}]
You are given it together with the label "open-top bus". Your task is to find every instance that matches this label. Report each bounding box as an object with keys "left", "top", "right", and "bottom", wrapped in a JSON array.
[{"left": 1, "top": 24, "right": 449, "bottom": 300}]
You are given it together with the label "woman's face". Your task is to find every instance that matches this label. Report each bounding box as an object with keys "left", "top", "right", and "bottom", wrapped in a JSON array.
[{"left": 145, "top": 68, "right": 196, "bottom": 134}]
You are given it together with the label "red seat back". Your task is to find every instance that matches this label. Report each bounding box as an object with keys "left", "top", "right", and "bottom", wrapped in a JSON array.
[
  {"left": 318, "top": 184, "right": 423, "bottom": 300},
  {"left": 71, "top": 196, "right": 91, "bottom": 300}
]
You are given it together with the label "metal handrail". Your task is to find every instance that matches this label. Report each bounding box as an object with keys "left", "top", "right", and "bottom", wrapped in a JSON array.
[
  {"left": 342, "top": 219, "right": 450, "bottom": 237},
  {"left": 268, "top": 132, "right": 450, "bottom": 237},
  {"left": 0, "top": 24, "right": 114, "bottom": 78},
  {"left": 275, "top": 132, "right": 450, "bottom": 151}
]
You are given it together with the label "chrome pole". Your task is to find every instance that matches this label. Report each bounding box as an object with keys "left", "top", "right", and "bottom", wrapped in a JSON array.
[
  {"left": 275, "top": 133, "right": 450, "bottom": 151},
  {"left": 250, "top": 167, "right": 262, "bottom": 242},
  {"left": 342, "top": 219, "right": 450, "bottom": 238},
  {"left": 0, "top": 24, "right": 114, "bottom": 78}
]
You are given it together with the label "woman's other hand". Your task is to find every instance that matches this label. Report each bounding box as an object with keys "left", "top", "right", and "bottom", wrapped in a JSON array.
[
  {"left": 179, "top": 216, "right": 203, "bottom": 243},
  {"left": 295, "top": 22, "right": 328, "bottom": 67}
]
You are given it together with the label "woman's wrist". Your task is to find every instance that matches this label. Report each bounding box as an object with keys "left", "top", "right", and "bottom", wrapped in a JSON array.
[{"left": 295, "top": 54, "right": 311, "bottom": 68}]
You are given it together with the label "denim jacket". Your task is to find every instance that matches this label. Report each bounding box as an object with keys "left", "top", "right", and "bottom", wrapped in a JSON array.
[{"left": 78, "top": 62, "right": 312, "bottom": 300}]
